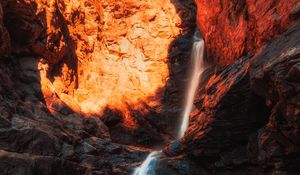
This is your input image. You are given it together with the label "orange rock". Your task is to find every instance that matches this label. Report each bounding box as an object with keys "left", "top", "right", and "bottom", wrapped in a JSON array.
[
  {"left": 195, "top": 0, "right": 300, "bottom": 65},
  {"left": 14, "top": 0, "right": 187, "bottom": 128}
]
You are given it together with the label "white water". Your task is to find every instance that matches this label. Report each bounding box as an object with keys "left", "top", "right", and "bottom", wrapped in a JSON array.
[
  {"left": 133, "top": 151, "right": 162, "bottom": 175},
  {"left": 133, "top": 34, "right": 205, "bottom": 175},
  {"left": 178, "top": 39, "right": 205, "bottom": 138}
]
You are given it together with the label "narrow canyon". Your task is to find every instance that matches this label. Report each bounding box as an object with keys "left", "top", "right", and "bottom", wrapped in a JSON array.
[{"left": 0, "top": 0, "right": 299, "bottom": 175}]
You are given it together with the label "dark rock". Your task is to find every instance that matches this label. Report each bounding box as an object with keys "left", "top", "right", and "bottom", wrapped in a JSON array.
[
  {"left": 175, "top": 57, "right": 270, "bottom": 163},
  {"left": 83, "top": 116, "right": 110, "bottom": 140},
  {"left": 173, "top": 22, "right": 300, "bottom": 174},
  {"left": 156, "top": 155, "right": 206, "bottom": 175},
  {"left": 163, "top": 140, "right": 182, "bottom": 156},
  {"left": 0, "top": 149, "right": 89, "bottom": 175},
  {"left": 249, "top": 22, "right": 300, "bottom": 173}
]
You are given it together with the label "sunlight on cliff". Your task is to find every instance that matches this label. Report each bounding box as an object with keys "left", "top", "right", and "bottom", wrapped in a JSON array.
[{"left": 37, "top": 0, "right": 183, "bottom": 128}]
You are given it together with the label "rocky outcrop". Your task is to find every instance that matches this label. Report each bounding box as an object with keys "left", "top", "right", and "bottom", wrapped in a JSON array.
[
  {"left": 166, "top": 21, "right": 300, "bottom": 174},
  {"left": 0, "top": 0, "right": 197, "bottom": 146},
  {"left": 0, "top": 58, "right": 150, "bottom": 174},
  {"left": 170, "top": 1, "right": 300, "bottom": 173},
  {"left": 195, "top": 0, "right": 300, "bottom": 65},
  {"left": 249, "top": 23, "right": 300, "bottom": 173}
]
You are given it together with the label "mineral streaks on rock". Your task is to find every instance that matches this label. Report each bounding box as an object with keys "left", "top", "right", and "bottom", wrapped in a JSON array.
[
  {"left": 35, "top": 0, "right": 185, "bottom": 128},
  {"left": 195, "top": 0, "right": 300, "bottom": 65}
]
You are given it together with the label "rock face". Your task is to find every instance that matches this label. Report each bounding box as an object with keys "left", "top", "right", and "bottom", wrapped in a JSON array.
[
  {"left": 195, "top": 0, "right": 300, "bottom": 65},
  {"left": 0, "top": 0, "right": 197, "bottom": 174},
  {"left": 0, "top": 55, "right": 150, "bottom": 174},
  {"left": 0, "top": 0, "right": 196, "bottom": 146},
  {"left": 0, "top": 0, "right": 300, "bottom": 174},
  {"left": 249, "top": 23, "right": 300, "bottom": 173},
  {"left": 165, "top": 11, "right": 300, "bottom": 175}
]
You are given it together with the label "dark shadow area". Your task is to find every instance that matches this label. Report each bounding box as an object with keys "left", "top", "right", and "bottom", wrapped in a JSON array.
[
  {"left": 2, "top": 0, "right": 78, "bottom": 100},
  {"left": 156, "top": 0, "right": 197, "bottom": 138},
  {"left": 2, "top": 0, "right": 47, "bottom": 105}
]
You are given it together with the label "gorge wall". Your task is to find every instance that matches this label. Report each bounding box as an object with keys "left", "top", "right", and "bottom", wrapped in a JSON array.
[
  {"left": 162, "top": 0, "right": 300, "bottom": 174},
  {"left": 0, "top": 0, "right": 196, "bottom": 147},
  {"left": 0, "top": 0, "right": 197, "bottom": 174},
  {"left": 0, "top": 0, "right": 299, "bottom": 174},
  {"left": 196, "top": 0, "right": 300, "bottom": 65}
]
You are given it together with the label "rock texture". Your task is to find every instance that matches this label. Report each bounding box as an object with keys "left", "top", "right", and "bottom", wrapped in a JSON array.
[
  {"left": 0, "top": 2, "right": 9, "bottom": 56},
  {"left": 0, "top": 0, "right": 197, "bottom": 174},
  {"left": 0, "top": 0, "right": 197, "bottom": 147},
  {"left": 196, "top": 0, "right": 300, "bottom": 65},
  {"left": 164, "top": 15, "right": 300, "bottom": 175},
  {"left": 0, "top": 57, "right": 150, "bottom": 174},
  {"left": 0, "top": 0, "right": 300, "bottom": 174},
  {"left": 249, "top": 23, "right": 300, "bottom": 173}
]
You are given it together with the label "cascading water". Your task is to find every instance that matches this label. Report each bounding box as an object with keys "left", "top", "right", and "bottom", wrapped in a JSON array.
[
  {"left": 133, "top": 151, "right": 162, "bottom": 175},
  {"left": 178, "top": 37, "right": 205, "bottom": 138},
  {"left": 133, "top": 32, "right": 205, "bottom": 175}
]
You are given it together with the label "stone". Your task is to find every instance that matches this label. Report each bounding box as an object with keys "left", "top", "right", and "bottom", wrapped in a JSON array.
[
  {"left": 0, "top": 3, "right": 10, "bottom": 56},
  {"left": 195, "top": 0, "right": 300, "bottom": 65},
  {"left": 0, "top": 0, "right": 197, "bottom": 147},
  {"left": 172, "top": 22, "right": 300, "bottom": 174}
]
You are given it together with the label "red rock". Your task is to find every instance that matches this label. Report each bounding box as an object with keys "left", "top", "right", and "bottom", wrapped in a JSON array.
[
  {"left": 171, "top": 20, "right": 300, "bottom": 175},
  {"left": 195, "top": 0, "right": 300, "bottom": 65}
]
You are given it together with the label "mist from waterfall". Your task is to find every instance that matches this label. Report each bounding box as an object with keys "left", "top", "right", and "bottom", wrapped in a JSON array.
[{"left": 133, "top": 32, "right": 205, "bottom": 175}]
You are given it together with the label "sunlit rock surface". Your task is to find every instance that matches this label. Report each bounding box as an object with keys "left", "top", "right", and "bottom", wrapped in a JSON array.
[
  {"left": 196, "top": 0, "right": 300, "bottom": 65},
  {"left": 0, "top": 0, "right": 196, "bottom": 174},
  {"left": 37, "top": 0, "right": 180, "bottom": 119},
  {"left": 0, "top": 0, "right": 196, "bottom": 146}
]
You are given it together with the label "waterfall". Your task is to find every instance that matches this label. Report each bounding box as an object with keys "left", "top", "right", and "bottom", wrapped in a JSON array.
[
  {"left": 178, "top": 38, "right": 205, "bottom": 138},
  {"left": 133, "top": 151, "right": 162, "bottom": 175},
  {"left": 133, "top": 33, "right": 205, "bottom": 175}
]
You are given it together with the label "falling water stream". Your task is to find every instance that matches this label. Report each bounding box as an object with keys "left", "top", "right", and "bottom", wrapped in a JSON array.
[
  {"left": 133, "top": 33, "right": 205, "bottom": 175},
  {"left": 178, "top": 38, "right": 205, "bottom": 138}
]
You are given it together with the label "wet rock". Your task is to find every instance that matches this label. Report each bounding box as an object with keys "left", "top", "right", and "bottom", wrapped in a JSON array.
[
  {"left": 163, "top": 140, "right": 182, "bottom": 156},
  {"left": 156, "top": 155, "right": 206, "bottom": 175}
]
